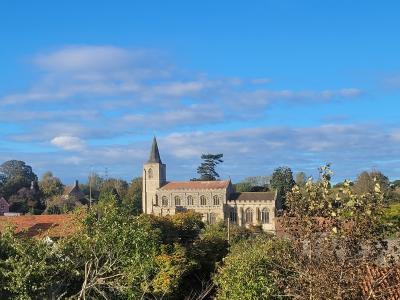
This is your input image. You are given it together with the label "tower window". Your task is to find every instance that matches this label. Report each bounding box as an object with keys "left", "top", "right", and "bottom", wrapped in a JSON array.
[
  {"left": 213, "top": 195, "right": 220, "bottom": 205},
  {"left": 162, "top": 196, "right": 168, "bottom": 206},
  {"left": 200, "top": 195, "right": 207, "bottom": 205},
  {"left": 187, "top": 195, "right": 194, "bottom": 205},
  {"left": 174, "top": 196, "right": 181, "bottom": 206},
  {"left": 148, "top": 168, "right": 153, "bottom": 179}
]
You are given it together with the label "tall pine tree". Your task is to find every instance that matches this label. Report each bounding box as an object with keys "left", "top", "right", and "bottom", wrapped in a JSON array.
[{"left": 195, "top": 154, "right": 224, "bottom": 181}]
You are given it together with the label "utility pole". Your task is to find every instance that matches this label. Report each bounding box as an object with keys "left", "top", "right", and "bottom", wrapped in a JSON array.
[
  {"left": 227, "top": 217, "right": 230, "bottom": 244},
  {"left": 89, "top": 168, "right": 93, "bottom": 209}
]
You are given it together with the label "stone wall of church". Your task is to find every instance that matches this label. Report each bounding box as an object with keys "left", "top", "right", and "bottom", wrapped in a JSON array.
[
  {"left": 152, "top": 189, "right": 227, "bottom": 223},
  {"left": 226, "top": 200, "right": 276, "bottom": 232}
]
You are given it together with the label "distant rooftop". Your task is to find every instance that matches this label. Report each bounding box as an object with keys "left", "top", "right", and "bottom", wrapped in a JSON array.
[{"left": 0, "top": 214, "right": 81, "bottom": 238}]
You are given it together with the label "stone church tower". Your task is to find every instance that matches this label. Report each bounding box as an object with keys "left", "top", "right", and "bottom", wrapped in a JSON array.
[{"left": 142, "top": 137, "right": 166, "bottom": 214}]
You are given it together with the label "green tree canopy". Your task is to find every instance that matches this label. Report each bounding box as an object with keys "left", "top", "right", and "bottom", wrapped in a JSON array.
[
  {"left": 0, "top": 160, "right": 38, "bottom": 199},
  {"left": 195, "top": 153, "right": 224, "bottom": 181},
  {"left": 123, "top": 177, "right": 142, "bottom": 214},
  {"left": 270, "top": 166, "right": 295, "bottom": 209},
  {"left": 39, "top": 171, "right": 64, "bottom": 200},
  {"left": 214, "top": 237, "right": 291, "bottom": 300}
]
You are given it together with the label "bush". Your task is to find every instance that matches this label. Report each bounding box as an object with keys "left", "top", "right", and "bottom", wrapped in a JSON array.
[{"left": 214, "top": 236, "right": 291, "bottom": 300}]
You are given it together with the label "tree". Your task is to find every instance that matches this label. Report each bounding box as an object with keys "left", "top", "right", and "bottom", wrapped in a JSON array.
[
  {"left": 278, "top": 165, "right": 398, "bottom": 299},
  {"left": 353, "top": 170, "right": 390, "bottom": 194},
  {"left": 39, "top": 171, "right": 64, "bottom": 200},
  {"left": 7, "top": 181, "right": 44, "bottom": 214},
  {"left": 196, "top": 153, "right": 224, "bottom": 181},
  {"left": 392, "top": 179, "right": 400, "bottom": 189},
  {"left": 234, "top": 181, "right": 253, "bottom": 192},
  {"left": 295, "top": 171, "right": 307, "bottom": 186},
  {"left": 99, "top": 178, "right": 129, "bottom": 200},
  {"left": 242, "top": 176, "right": 271, "bottom": 187},
  {"left": 235, "top": 176, "right": 270, "bottom": 192},
  {"left": 123, "top": 177, "right": 142, "bottom": 214},
  {"left": 214, "top": 236, "right": 291, "bottom": 300},
  {"left": 79, "top": 172, "right": 104, "bottom": 201},
  {"left": 0, "top": 160, "right": 38, "bottom": 199},
  {"left": 270, "top": 166, "right": 295, "bottom": 209}
]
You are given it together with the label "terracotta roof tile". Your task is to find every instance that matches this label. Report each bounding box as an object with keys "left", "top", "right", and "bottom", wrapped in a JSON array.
[
  {"left": 0, "top": 214, "right": 82, "bottom": 238},
  {"left": 361, "top": 265, "right": 400, "bottom": 299},
  {"left": 160, "top": 180, "right": 230, "bottom": 191}
]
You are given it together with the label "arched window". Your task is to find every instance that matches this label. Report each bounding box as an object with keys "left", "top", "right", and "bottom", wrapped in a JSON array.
[
  {"left": 162, "top": 196, "right": 168, "bottom": 206},
  {"left": 213, "top": 195, "right": 220, "bottom": 205},
  {"left": 174, "top": 196, "right": 181, "bottom": 206},
  {"left": 208, "top": 213, "right": 216, "bottom": 225},
  {"left": 200, "top": 195, "right": 207, "bottom": 206},
  {"left": 187, "top": 195, "right": 194, "bottom": 205},
  {"left": 154, "top": 195, "right": 159, "bottom": 206},
  {"left": 229, "top": 209, "right": 237, "bottom": 223},
  {"left": 261, "top": 208, "right": 270, "bottom": 224},
  {"left": 245, "top": 208, "right": 253, "bottom": 224},
  {"left": 148, "top": 168, "right": 153, "bottom": 179}
]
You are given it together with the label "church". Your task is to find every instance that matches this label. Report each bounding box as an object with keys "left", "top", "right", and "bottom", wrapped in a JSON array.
[{"left": 142, "top": 138, "right": 281, "bottom": 232}]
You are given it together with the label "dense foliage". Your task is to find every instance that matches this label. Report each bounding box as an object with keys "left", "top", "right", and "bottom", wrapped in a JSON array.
[
  {"left": 0, "top": 160, "right": 38, "bottom": 200},
  {"left": 0, "top": 160, "right": 399, "bottom": 299},
  {"left": 270, "top": 166, "right": 295, "bottom": 209},
  {"left": 214, "top": 237, "right": 291, "bottom": 300}
]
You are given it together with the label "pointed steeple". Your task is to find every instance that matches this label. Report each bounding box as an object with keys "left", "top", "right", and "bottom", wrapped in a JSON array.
[{"left": 148, "top": 137, "right": 162, "bottom": 164}]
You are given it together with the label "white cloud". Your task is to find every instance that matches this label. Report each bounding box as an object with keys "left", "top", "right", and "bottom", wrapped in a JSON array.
[
  {"left": 51, "top": 136, "right": 87, "bottom": 151},
  {"left": 34, "top": 45, "right": 140, "bottom": 72}
]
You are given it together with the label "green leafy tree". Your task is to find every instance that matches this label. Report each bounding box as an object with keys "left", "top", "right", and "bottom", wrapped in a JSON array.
[
  {"left": 44, "top": 195, "right": 84, "bottom": 214},
  {"left": 123, "top": 177, "right": 142, "bottom": 214},
  {"left": 234, "top": 181, "right": 253, "bottom": 192},
  {"left": 99, "top": 178, "right": 128, "bottom": 200},
  {"left": 270, "top": 166, "right": 295, "bottom": 209},
  {"left": 0, "top": 229, "right": 67, "bottom": 299},
  {"left": 0, "top": 160, "right": 38, "bottom": 199},
  {"left": 214, "top": 236, "right": 291, "bottom": 300},
  {"left": 195, "top": 153, "right": 224, "bottom": 181},
  {"left": 39, "top": 171, "right": 64, "bottom": 200}
]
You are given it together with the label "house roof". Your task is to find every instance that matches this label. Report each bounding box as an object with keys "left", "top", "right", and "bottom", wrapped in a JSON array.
[
  {"left": 63, "top": 180, "right": 86, "bottom": 200},
  {"left": 148, "top": 137, "right": 162, "bottom": 164},
  {"left": 0, "top": 214, "right": 81, "bottom": 238},
  {"left": 0, "top": 197, "right": 8, "bottom": 205},
  {"left": 361, "top": 265, "right": 400, "bottom": 299},
  {"left": 229, "top": 192, "right": 276, "bottom": 201},
  {"left": 160, "top": 179, "right": 231, "bottom": 191}
]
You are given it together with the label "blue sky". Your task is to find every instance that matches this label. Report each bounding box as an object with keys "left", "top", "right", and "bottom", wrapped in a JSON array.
[{"left": 1, "top": 1, "right": 400, "bottom": 184}]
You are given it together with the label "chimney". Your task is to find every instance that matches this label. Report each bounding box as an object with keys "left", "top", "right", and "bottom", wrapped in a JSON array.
[{"left": 75, "top": 180, "right": 79, "bottom": 188}]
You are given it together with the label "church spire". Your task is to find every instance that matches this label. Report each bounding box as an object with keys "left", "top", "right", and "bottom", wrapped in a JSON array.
[{"left": 148, "top": 137, "right": 162, "bottom": 164}]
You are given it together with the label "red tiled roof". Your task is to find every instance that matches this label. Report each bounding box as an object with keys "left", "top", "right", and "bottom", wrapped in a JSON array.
[
  {"left": 361, "top": 265, "right": 400, "bottom": 299},
  {"left": 160, "top": 180, "right": 231, "bottom": 191},
  {"left": 0, "top": 214, "right": 82, "bottom": 238}
]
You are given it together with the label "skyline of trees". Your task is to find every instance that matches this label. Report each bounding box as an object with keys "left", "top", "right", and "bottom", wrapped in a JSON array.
[{"left": 1, "top": 158, "right": 400, "bottom": 217}]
